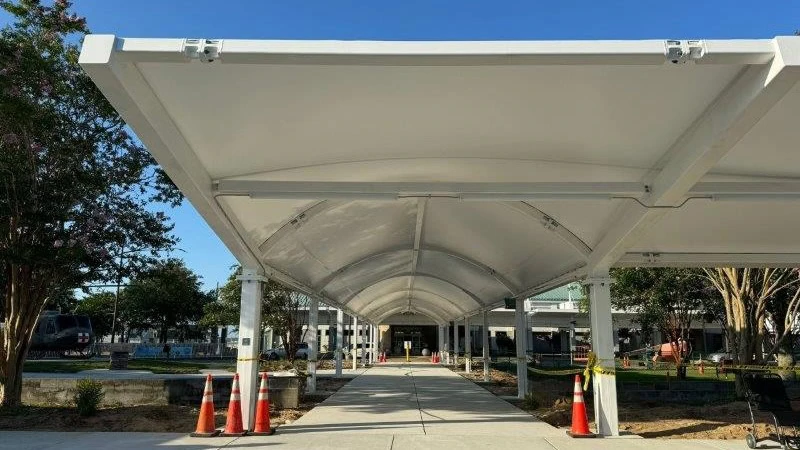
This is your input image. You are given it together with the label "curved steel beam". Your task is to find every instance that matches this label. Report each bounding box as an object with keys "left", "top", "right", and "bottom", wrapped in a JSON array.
[
  {"left": 502, "top": 202, "right": 592, "bottom": 258},
  {"left": 342, "top": 272, "right": 485, "bottom": 310},
  {"left": 371, "top": 303, "right": 449, "bottom": 324},
  {"left": 367, "top": 298, "right": 454, "bottom": 324},
  {"left": 318, "top": 246, "right": 519, "bottom": 295},
  {"left": 357, "top": 289, "right": 465, "bottom": 317},
  {"left": 257, "top": 200, "right": 344, "bottom": 255}
]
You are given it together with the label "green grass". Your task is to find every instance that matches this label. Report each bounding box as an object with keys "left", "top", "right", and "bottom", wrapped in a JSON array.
[{"left": 23, "top": 359, "right": 233, "bottom": 374}]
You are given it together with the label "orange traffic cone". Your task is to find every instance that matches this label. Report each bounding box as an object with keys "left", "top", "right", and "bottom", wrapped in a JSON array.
[
  {"left": 251, "top": 372, "right": 275, "bottom": 436},
  {"left": 221, "top": 373, "right": 247, "bottom": 437},
  {"left": 191, "top": 374, "right": 220, "bottom": 437},
  {"left": 567, "top": 374, "right": 595, "bottom": 438}
]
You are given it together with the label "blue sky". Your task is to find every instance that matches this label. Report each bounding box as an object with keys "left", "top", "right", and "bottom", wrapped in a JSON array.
[{"left": 3, "top": 1, "right": 799, "bottom": 290}]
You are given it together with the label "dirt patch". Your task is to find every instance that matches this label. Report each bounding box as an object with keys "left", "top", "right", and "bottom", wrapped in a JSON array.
[
  {"left": 0, "top": 376, "right": 350, "bottom": 432},
  {"left": 457, "top": 367, "right": 772, "bottom": 440}
]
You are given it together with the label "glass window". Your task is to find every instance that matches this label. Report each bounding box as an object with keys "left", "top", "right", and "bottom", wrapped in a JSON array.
[
  {"left": 56, "top": 315, "right": 76, "bottom": 331},
  {"left": 75, "top": 315, "right": 91, "bottom": 329}
]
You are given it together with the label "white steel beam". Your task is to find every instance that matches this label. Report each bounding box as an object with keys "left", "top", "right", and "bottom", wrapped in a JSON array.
[
  {"left": 617, "top": 252, "right": 800, "bottom": 268},
  {"left": 107, "top": 36, "right": 776, "bottom": 66},
  {"left": 215, "top": 180, "right": 644, "bottom": 200},
  {"left": 587, "top": 39, "right": 800, "bottom": 274},
  {"left": 408, "top": 198, "right": 428, "bottom": 298}
]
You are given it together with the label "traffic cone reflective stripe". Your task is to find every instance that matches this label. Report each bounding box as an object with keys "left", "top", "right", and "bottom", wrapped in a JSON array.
[
  {"left": 221, "top": 373, "right": 247, "bottom": 437},
  {"left": 251, "top": 372, "right": 275, "bottom": 436},
  {"left": 567, "top": 374, "right": 595, "bottom": 438},
  {"left": 190, "top": 374, "right": 220, "bottom": 437}
]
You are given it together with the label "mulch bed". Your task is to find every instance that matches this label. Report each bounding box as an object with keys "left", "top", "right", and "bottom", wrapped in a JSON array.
[{"left": 0, "top": 376, "right": 350, "bottom": 432}]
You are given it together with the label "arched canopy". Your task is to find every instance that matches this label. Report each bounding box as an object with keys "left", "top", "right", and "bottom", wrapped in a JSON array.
[{"left": 81, "top": 36, "right": 800, "bottom": 324}]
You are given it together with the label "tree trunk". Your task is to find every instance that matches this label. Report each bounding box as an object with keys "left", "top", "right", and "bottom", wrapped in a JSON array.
[
  {"left": 2, "top": 265, "right": 47, "bottom": 407},
  {"left": 159, "top": 324, "right": 168, "bottom": 344}
]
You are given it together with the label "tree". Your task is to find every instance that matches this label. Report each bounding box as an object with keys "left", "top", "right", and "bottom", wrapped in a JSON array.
[
  {"left": 199, "top": 266, "right": 310, "bottom": 361},
  {"left": 612, "top": 267, "right": 719, "bottom": 377},
  {"left": 73, "top": 292, "right": 116, "bottom": 340},
  {"left": 122, "top": 260, "right": 210, "bottom": 343},
  {"left": 703, "top": 268, "right": 800, "bottom": 393},
  {"left": 0, "top": 1, "right": 180, "bottom": 406}
]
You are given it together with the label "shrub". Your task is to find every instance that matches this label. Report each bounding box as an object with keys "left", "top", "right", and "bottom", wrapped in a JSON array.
[
  {"left": 520, "top": 391, "right": 542, "bottom": 411},
  {"left": 73, "top": 379, "right": 104, "bottom": 417}
]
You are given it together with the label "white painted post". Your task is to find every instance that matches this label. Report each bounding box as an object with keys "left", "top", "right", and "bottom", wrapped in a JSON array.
[
  {"left": 336, "top": 309, "right": 344, "bottom": 377},
  {"left": 483, "top": 311, "right": 490, "bottom": 382},
  {"left": 464, "top": 316, "right": 472, "bottom": 373},
  {"left": 307, "top": 297, "right": 318, "bottom": 394},
  {"left": 515, "top": 298, "right": 528, "bottom": 399},
  {"left": 371, "top": 324, "right": 377, "bottom": 364},
  {"left": 438, "top": 325, "right": 444, "bottom": 364},
  {"left": 235, "top": 268, "right": 264, "bottom": 430},
  {"left": 443, "top": 325, "right": 449, "bottom": 364},
  {"left": 585, "top": 273, "right": 619, "bottom": 436},
  {"left": 352, "top": 316, "right": 358, "bottom": 370},
  {"left": 361, "top": 319, "right": 367, "bottom": 367},
  {"left": 453, "top": 321, "right": 459, "bottom": 366}
]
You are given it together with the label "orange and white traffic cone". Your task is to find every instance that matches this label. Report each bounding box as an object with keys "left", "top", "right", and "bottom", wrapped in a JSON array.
[
  {"left": 567, "top": 374, "right": 595, "bottom": 438},
  {"left": 190, "top": 374, "right": 220, "bottom": 437},
  {"left": 251, "top": 372, "right": 275, "bottom": 436},
  {"left": 221, "top": 373, "right": 247, "bottom": 437}
]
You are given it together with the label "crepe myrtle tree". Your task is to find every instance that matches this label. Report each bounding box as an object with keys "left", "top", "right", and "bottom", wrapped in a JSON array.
[{"left": 0, "top": 1, "right": 181, "bottom": 406}]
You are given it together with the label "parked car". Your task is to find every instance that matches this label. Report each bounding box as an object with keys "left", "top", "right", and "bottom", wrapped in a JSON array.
[
  {"left": 262, "top": 342, "right": 310, "bottom": 360},
  {"left": 348, "top": 343, "right": 373, "bottom": 359},
  {"left": 707, "top": 349, "right": 734, "bottom": 363}
]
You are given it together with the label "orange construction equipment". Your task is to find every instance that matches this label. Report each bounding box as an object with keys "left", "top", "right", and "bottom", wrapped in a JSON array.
[
  {"left": 567, "top": 374, "right": 595, "bottom": 438},
  {"left": 190, "top": 374, "right": 220, "bottom": 437},
  {"left": 251, "top": 372, "right": 275, "bottom": 436},
  {"left": 221, "top": 373, "right": 247, "bottom": 437}
]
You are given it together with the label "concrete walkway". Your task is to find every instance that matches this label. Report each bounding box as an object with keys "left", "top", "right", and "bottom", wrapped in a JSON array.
[{"left": 1, "top": 363, "right": 759, "bottom": 449}]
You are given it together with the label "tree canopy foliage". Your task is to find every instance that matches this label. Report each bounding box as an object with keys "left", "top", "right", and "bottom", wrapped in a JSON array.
[
  {"left": 122, "top": 260, "right": 212, "bottom": 343},
  {"left": 0, "top": 0, "right": 181, "bottom": 406}
]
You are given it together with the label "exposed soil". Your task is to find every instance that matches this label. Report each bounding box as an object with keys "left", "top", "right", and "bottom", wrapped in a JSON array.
[
  {"left": 458, "top": 367, "right": 774, "bottom": 440},
  {"left": 0, "top": 376, "right": 350, "bottom": 432}
]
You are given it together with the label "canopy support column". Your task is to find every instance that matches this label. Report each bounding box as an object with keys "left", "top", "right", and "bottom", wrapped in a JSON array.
[
  {"left": 515, "top": 298, "right": 528, "bottom": 399},
  {"left": 585, "top": 274, "right": 619, "bottom": 436},
  {"left": 352, "top": 316, "right": 358, "bottom": 370},
  {"left": 437, "top": 325, "right": 444, "bottom": 364},
  {"left": 361, "top": 318, "right": 367, "bottom": 367},
  {"left": 307, "top": 297, "right": 319, "bottom": 393},
  {"left": 483, "top": 311, "right": 490, "bottom": 382},
  {"left": 374, "top": 324, "right": 379, "bottom": 364},
  {"left": 444, "top": 324, "right": 450, "bottom": 364},
  {"left": 452, "top": 321, "right": 459, "bottom": 367},
  {"left": 464, "top": 316, "right": 472, "bottom": 373},
  {"left": 336, "top": 309, "right": 344, "bottom": 377},
  {"left": 236, "top": 268, "right": 264, "bottom": 430}
]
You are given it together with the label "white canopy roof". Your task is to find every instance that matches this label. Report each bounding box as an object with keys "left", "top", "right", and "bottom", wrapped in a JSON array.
[{"left": 80, "top": 36, "right": 800, "bottom": 325}]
